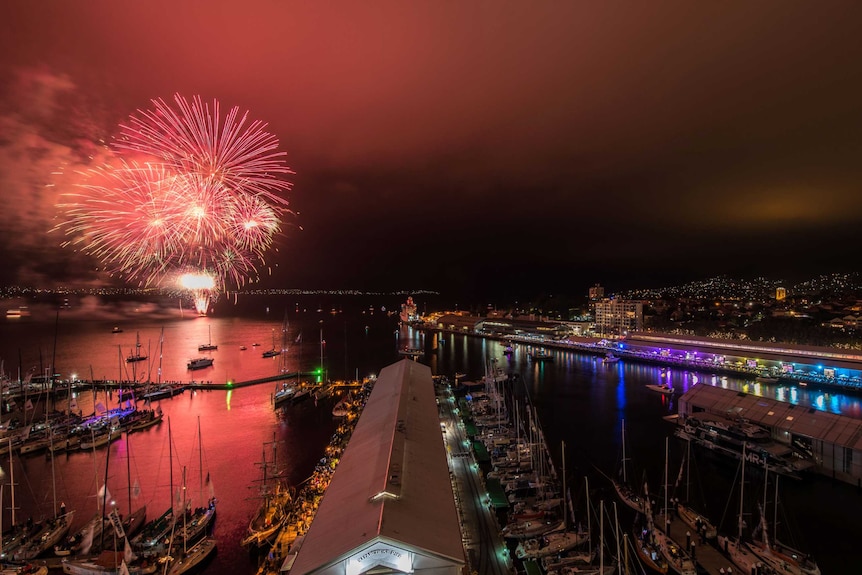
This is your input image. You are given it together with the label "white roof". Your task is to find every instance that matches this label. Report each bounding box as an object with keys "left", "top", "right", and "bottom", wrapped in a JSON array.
[{"left": 290, "top": 359, "right": 465, "bottom": 575}]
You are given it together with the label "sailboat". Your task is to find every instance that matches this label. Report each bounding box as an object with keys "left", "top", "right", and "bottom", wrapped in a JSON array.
[
  {"left": 12, "top": 428, "right": 75, "bottom": 560},
  {"left": 609, "top": 419, "right": 647, "bottom": 514},
  {"left": 241, "top": 436, "right": 292, "bottom": 548},
  {"left": 55, "top": 425, "right": 119, "bottom": 558},
  {"left": 197, "top": 325, "right": 217, "bottom": 351},
  {"left": 121, "top": 432, "right": 148, "bottom": 540},
  {"left": 262, "top": 327, "right": 281, "bottom": 358},
  {"left": 166, "top": 422, "right": 217, "bottom": 575},
  {"left": 174, "top": 417, "right": 216, "bottom": 547},
  {"left": 748, "top": 465, "right": 821, "bottom": 575},
  {"left": 632, "top": 498, "right": 669, "bottom": 575},
  {"left": 1, "top": 434, "right": 74, "bottom": 561},
  {"left": 126, "top": 333, "right": 147, "bottom": 363},
  {"left": 61, "top": 432, "right": 153, "bottom": 575},
  {"left": 716, "top": 443, "right": 768, "bottom": 575},
  {"left": 652, "top": 437, "right": 696, "bottom": 575},
  {"left": 166, "top": 536, "right": 217, "bottom": 575},
  {"left": 514, "top": 442, "right": 589, "bottom": 559},
  {"left": 673, "top": 434, "right": 717, "bottom": 540},
  {"left": 129, "top": 418, "right": 180, "bottom": 559}
]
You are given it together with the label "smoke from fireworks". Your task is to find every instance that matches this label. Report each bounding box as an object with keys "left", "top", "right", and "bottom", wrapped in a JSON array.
[{"left": 56, "top": 95, "right": 293, "bottom": 311}]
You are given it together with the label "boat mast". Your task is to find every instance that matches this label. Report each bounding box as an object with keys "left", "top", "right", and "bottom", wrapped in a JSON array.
[
  {"left": 738, "top": 443, "right": 746, "bottom": 541},
  {"left": 319, "top": 327, "right": 325, "bottom": 383},
  {"left": 168, "top": 417, "right": 173, "bottom": 523},
  {"left": 51, "top": 309, "right": 59, "bottom": 412},
  {"left": 8, "top": 437, "right": 16, "bottom": 528},
  {"left": 158, "top": 327, "right": 164, "bottom": 386},
  {"left": 585, "top": 475, "right": 592, "bottom": 557},
  {"left": 621, "top": 419, "right": 628, "bottom": 484},
  {"left": 686, "top": 434, "right": 691, "bottom": 502},
  {"left": 198, "top": 416, "right": 204, "bottom": 503},
  {"left": 599, "top": 499, "right": 604, "bottom": 571},
  {"left": 762, "top": 459, "right": 770, "bottom": 548},
  {"left": 773, "top": 473, "right": 779, "bottom": 548},
  {"left": 100, "top": 426, "right": 112, "bottom": 551},
  {"left": 127, "top": 432, "right": 133, "bottom": 517},
  {"left": 613, "top": 502, "right": 623, "bottom": 575},
  {"left": 561, "top": 440, "right": 567, "bottom": 531},
  {"left": 663, "top": 436, "right": 669, "bottom": 523},
  {"left": 182, "top": 466, "right": 188, "bottom": 555},
  {"left": 51, "top": 426, "right": 57, "bottom": 518}
]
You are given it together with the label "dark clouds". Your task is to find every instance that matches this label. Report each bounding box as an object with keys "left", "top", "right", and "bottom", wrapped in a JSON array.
[{"left": 2, "top": 1, "right": 862, "bottom": 299}]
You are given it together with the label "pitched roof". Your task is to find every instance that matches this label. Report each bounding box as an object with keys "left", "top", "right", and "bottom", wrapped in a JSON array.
[{"left": 291, "top": 359, "right": 465, "bottom": 575}]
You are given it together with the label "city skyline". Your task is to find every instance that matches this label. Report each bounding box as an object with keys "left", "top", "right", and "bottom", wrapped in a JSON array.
[{"left": 2, "top": 2, "right": 862, "bottom": 301}]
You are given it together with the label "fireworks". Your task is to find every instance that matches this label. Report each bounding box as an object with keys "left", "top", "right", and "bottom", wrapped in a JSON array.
[
  {"left": 179, "top": 272, "right": 216, "bottom": 315},
  {"left": 56, "top": 95, "right": 293, "bottom": 310},
  {"left": 116, "top": 95, "right": 292, "bottom": 206}
]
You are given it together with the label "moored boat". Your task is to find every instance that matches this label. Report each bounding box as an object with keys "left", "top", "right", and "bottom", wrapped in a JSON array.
[
  {"left": 166, "top": 537, "right": 216, "bottom": 575},
  {"left": 515, "top": 529, "right": 589, "bottom": 559},
  {"left": 125, "top": 333, "right": 147, "bottom": 363},
  {"left": 140, "top": 385, "right": 184, "bottom": 402},
  {"left": 126, "top": 409, "right": 163, "bottom": 432},
  {"left": 79, "top": 427, "right": 122, "bottom": 451},
  {"left": 186, "top": 358, "right": 213, "bottom": 371},
  {"left": 331, "top": 398, "right": 350, "bottom": 418},
  {"left": 273, "top": 384, "right": 295, "bottom": 406},
  {"left": 13, "top": 510, "right": 75, "bottom": 560},
  {"left": 527, "top": 349, "right": 553, "bottom": 362},
  {"left": 61, "top": 550, "right": 158, "bottom": 575},
  {"left": 197, "top": 326, "right": 217, "bottom": 352},
  {"left": 645, "top": 383, "right": 674, "bottom": 395},
  {"left": 397, "top": 347, "right": 424, "bottom": 358},
  {"left": 55, "top": 513, "right": 109, "bottom": 557}
]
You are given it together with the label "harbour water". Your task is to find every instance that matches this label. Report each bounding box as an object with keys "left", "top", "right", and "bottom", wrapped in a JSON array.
[{"left": 1, "top": 294, "right": 860, "bottom": 573}]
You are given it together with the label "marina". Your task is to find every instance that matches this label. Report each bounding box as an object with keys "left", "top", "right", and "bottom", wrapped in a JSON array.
[{"left": 0, "top": 298, "right": 861, "bottom": 574}]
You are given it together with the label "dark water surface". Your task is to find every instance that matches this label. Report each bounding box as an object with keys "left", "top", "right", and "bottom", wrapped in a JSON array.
[{"left": 1, "top": 295, "right": 859, "bottom": 573}]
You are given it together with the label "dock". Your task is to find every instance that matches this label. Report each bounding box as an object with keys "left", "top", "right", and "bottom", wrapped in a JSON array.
[{"left": 657, "top": 511, "right": 737, "bottom": 575}]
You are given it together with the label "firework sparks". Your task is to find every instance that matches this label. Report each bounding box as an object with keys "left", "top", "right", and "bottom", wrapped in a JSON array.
[
  {"left": 179, "top": 272, "right": 216, "bottom": 315},
  {"left": 56, "top": 95, "right": 293, "bottom": 310},
  {"left": 116, "top": 94, "right": 293, "bottom": 206}
]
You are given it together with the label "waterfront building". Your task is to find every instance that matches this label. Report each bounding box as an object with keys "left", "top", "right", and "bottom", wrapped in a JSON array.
[
  {"left": 290, "top": 359, "right": 465, "bottom": 575},
  {"left": 677, "top": 384, "right": 862, "bottom": 486},
  {"left": 594, "top": 298, "right": 643, "bottom": 336},
  {"left": 432, "top": 313, "right": 482, "bottom": 333},
  {"left": 625, "top": 331, "right": 862, "bottom": 378}
]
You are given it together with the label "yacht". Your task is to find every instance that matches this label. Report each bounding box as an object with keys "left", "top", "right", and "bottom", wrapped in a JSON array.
[
  {"left": 198, "top": 326, "right": 218, "bottom": 351},
  {"left": 676, "top": 413, "right": 815, "bottom": 477},
  {"left": 187, "top": 357, "right": 214, "bottom": 370}
]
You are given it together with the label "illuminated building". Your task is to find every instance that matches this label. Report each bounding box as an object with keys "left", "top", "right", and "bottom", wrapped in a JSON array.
[{"left": 594, "top": 298, "right": 643, "bottom": 336}]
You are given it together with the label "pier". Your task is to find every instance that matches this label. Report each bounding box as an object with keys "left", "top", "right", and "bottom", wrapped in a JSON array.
[{"left": 1, "top": 372, "right": 365, "bottom": 401}]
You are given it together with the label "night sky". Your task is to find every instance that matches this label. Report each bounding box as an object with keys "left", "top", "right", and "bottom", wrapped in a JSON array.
[{"left": 2, "top": 1, "right": 862, "bottom": 301}]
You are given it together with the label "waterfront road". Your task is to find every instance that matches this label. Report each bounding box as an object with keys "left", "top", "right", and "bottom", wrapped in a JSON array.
[{"left": 438, "top": 385, "right": 515, "bottom": 575}]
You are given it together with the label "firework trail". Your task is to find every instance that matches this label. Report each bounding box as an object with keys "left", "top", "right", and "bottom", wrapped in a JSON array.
[
  {"left": 57, "top": 95, "right": 293, "bottom": 308},
  {"left": 116, "top": 94, "right": 292, "bottom": 207}
]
